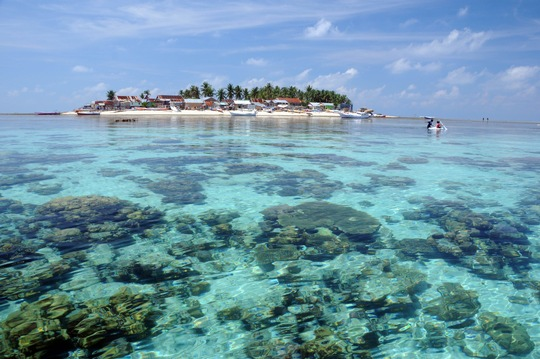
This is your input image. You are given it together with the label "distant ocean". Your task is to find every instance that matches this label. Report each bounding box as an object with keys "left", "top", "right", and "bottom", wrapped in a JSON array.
[{"left": 0, "top": 114, "right": 539, "bottom": 358}]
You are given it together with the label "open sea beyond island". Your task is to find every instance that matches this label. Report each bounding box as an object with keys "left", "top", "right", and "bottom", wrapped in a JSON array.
[{"left": 1, "top": 114, "right": 539, "bottom": 358}]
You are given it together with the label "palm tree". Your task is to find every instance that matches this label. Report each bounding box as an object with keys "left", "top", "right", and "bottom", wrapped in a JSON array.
[
  {"left": 233, "top": 85, "right": 242, "bottom": 100},
  {"left": 187, "top": 85, "right": 200, "bottom": 98},
  {"left": 201, "top": 82, "right": 215, "bottom": 98},
  {"left": 250, "top": 87, "right": 260, "bottom": 99},
  {"left": 261, "top": 83, "right": 274, "bottom": 100},
  {"left": 140, "top": 90, "right": 151, "bottom": 101},
  {"left": 216, "top": 88, "right": 226, "bottom": 102},
  {"left": 226, "top": 83, "right": 234, "bottom": 100},
  {"left": 242, "top": 88, "right": 249, "bottom": 101},
  {"left": 106, "top": 90, "right": 116, "bottom": 101}
]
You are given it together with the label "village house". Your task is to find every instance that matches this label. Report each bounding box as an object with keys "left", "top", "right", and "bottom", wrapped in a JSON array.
[
  {"left": 155, "top": 95, "right": 184, "bottom": 109},
  {"left": 183, "top": 98, "right": 205, "bottom": 110},
  {"left": 308, "top": 102, "right": 335, "bottom": 111},
  {"left": 275, "top": 97, "right": 303, "bottom": 108},
  {"left": 115, "top": 95, "right": 142, "bottom": 109}
]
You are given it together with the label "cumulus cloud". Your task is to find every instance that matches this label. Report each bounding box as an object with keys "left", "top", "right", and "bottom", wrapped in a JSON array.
[
  {"left": 72, "top": 65, "right": 92, "bottom": 73},
  {"left": 434, "top": 86, "right": 460, "bottom": 98},
  {"left": 410, "top": 28, "right": 490, "bottom": 57},
  {"left": 497, "top": 65, "right": 540, "bottom": 91},
  {"left": 304, "top": 18, "right": 339, "bottom": 38},
  {"left": 458, "top": 6, "right": 469, "bottom": 17},
  {"left": 310, "top": 68, "right": 357, "bottom": 89},
  {"left": 442, "top": 67, "right": 478, "bottom": 85},
  {"left": 386, "top": 58, "right": 441, "bottom": 74},
  {"left": 117, "top": 86, "right": 140, "bottom": 95},
  {"left": 245, "top": 58, "right": 267, "bottom": 66}
]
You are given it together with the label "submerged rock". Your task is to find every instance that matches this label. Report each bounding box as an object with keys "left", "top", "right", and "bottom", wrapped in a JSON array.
[
  {"left": 263, "top": 201, "right": 380, "bottom": 239},
  {"left": 0, "top": 259, "right": 73, "bottom": 300},
  {"left": 478, "top": 312, "right": 534, "bottom": 355},
  {"left": 21, "top": 195, "right": 163, "bottom": 251},
  {"left": 0, "top": 294, "right": 74, "bottom": 358},
  {"left": 260, "top": 169, "right": 344, "bottom": 200},
  {"left": 423, "top": 283, "right": 480, "bottom": 321}
]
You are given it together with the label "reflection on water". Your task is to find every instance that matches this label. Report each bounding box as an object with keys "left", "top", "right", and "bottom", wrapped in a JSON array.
[{"left": 0, "top": 115, "right": 539, "bottom": 358}]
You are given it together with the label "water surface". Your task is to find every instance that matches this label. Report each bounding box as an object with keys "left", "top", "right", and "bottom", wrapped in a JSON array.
[{"left": 0, "top": 115, "right": 539, "bottom": 358}]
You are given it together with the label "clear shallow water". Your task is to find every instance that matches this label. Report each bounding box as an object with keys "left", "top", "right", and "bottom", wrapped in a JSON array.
[{"left": 0, "top": 115, "right": 539, "bottom": 358}]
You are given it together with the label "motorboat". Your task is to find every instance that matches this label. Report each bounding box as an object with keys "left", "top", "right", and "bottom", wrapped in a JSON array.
[
  {"left": 230, "top": 109, "right": 257, "bottom": 116},
  {"left": 339, "top": 111, "right": 371, "bottom": 119}
]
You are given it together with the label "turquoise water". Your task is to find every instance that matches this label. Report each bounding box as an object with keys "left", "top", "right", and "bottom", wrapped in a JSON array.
[{"left": 0, "top": 114, "right": 539, "bottom": 358}]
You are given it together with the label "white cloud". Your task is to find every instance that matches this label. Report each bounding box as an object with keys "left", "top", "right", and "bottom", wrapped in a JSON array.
[
  {"left": 296, "top": 69, "right": 312, "bottom": 81},
  {"left": 304, "top": 18, "right": 339, "bottom": 38},
  {"left": 310, "top": 68, "right": 357, "bottom": 89},
  {"left": 8, "top": 87, "right": 29, "bottom": 96},
  {"left": 433, "top": 86, "right": 460, "bottom": 99},
  {"left": 85, "top": 82, "right": 108, "bottom": 92},
  {"left": 497, "top": 65, "right": 540, "bottom": 91},
  {"left": 397, "top": 84, "right": 420, "bottom": 99},
  {"left": 117, "top": 87, "right": 140, "bottom": 95},
  {"left": 243, "top": 78, "right": 267, "bottom": 88},
  {"left": 442, "top": 67, "right": 478, "bottom": 85},
  {"left": 245, "top": 58, "right": 267, "bottom": 66},
  {"left": 8, "top": 86, "right": 44, "bottom": 96},
  {"left": 72, "top": 65, "right": 92, "bottom": 73},
  {"left": 458, "top": 6, "right": 469, "bottom": 17},
  {"left": 386, "top": 58, "right": 441, "bottom": 74},
  {"left": 410, "top": 28, "right": 490, "bottom": 57},
  {"left": 400, "top": 18, "right": 418, "bottom": 28}
]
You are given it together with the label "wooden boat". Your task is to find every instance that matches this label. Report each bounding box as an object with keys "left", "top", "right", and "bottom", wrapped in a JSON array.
[{"left": 75, "top": 109, "right": 100, "bottom": 116}]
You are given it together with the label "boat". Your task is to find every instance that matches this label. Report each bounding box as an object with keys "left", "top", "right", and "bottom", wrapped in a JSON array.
[
  {"left": 230, "top": 109, "right": 257, "bottom": 116},
  {"left": 36, "top": 112, "right": 61, "bottom": 115},
  {"left": 339, "top": 111, "right": 371, "bottom": 119},
  {"left": 75, "top": 109, "right": 101, "bottom": 116},
  {"left": 427, "top": 126, "right": 447, "bottom": 131}
]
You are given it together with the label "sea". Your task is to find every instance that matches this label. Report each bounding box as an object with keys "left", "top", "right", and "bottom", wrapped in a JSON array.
[{"left": 0, "top": 114, "right": 539, "bottom": 359}]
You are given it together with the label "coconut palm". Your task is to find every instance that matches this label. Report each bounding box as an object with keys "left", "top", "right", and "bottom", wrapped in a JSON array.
[
  {"left": 226, "top": 84, "right": 234, "bottom": 100},
  {"left": 242, "top": 88, "right": 249, "bottom": 101},
  {"left": 201, "top": 82, "right": 215, "bottom": 98},
  {"left": 106, "top": 90, "right": 116, "bottom": 101},
  {"left": 140, "top": 90, "right": 151, "bottom": 101},
  {"left": 216, "top": 88, "right": 226, "bottom": 102},
  {"left": 233, "top": 85, "right": 242, "bottom": 100}
]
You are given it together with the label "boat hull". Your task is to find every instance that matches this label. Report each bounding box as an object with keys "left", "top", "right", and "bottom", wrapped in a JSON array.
[
  {"left": 230, "top": 110, "right": 257, "bottom": 116},
  {"left": 339, "top": 112, "right": 371, "bottom": 119},
  {"left": 75, "top": 110, "right": 100, "bottom": 116}
]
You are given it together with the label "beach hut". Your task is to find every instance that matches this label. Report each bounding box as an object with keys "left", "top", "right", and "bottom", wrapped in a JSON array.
[
  {"left": 115, "top": 95, "right": 142, "bottom": 109},
  {"left": 183, "top": 98, "right": 205, "bottom": 110},
  {"left": 233, "top": 99, "right": 253, "bottom": 110},
  {"left": 156, "top": 95, "right": 184, "bottom": 109}
]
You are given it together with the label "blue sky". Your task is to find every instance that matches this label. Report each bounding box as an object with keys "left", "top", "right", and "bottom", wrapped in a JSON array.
[{"left": 1, "top": 0, "right": 539, "bottom": 120}]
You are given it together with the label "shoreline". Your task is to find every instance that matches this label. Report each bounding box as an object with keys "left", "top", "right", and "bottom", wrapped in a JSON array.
[
  {"left": 101, "top": 109, "right": 341, "bottom": 118},
  {"left": 65, "top": 109, "right": 404, "bottom": 119}
]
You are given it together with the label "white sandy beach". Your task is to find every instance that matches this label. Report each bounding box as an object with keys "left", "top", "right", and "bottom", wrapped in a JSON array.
[{"left": 66, "top": 109, "right": 342, "bottom": 118}]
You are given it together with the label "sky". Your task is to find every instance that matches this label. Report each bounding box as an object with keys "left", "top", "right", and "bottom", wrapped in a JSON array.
[{"left": 1, "top": 0, "right": 539, "bottom": 120}]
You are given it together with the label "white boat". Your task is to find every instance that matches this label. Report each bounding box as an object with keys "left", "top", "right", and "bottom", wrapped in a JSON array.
[
  {"left": 75, "top": 109, "right": 100, "bottom": 116},
  {"left": 230, "top": 109, "right": 257, "bottom": 116},
  {"left": 427, "top": 126, "right": 447, "bottom": 131},
  {"left": 339, "top": 111, "right": 371, "bottom": 119}
]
